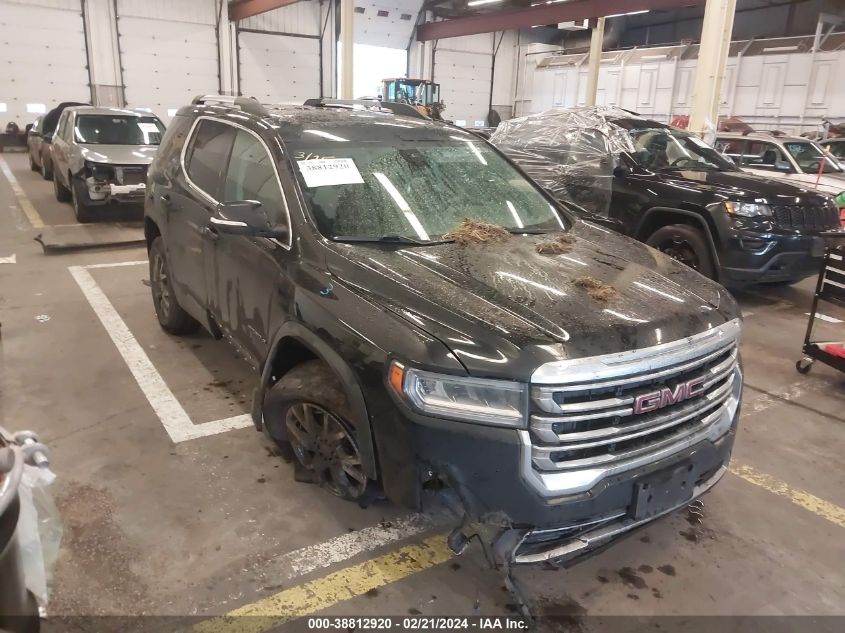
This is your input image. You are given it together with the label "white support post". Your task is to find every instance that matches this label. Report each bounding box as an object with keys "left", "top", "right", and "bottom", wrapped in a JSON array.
[
  {"left": 83, "top": 0, "right": 123, "bottom": 106},
  {"left": 585, "top": 17, "right": 605, "bottom": 107},
  {"left": 217, "top": 0, "right": 237, "bottom": 96},
  {"left": 688, "top": 0, "right": 737, "bottom": 140},
  {"left": 340, "top": 0, "right": 354, "bottom": 99}
]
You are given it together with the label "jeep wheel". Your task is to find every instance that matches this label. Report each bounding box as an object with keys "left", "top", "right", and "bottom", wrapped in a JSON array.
[
  {"left": 149, "top": 236, "right": 199, "bottom": 335},
  {"left": 264, "top": 361, "right": 369, "bottom": 501},
  {"left": 53, "top": 169, "right": 71, "bottom": 202},
  {"left": 71, "top": 179, "right": 95, "bottom": 223},
  {"left": 646, "top": 224, "right": 716, "bottom": 279}
]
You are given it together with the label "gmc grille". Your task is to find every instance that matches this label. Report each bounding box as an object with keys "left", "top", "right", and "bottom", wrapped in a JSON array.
[
  {"left": 529, "top": 321, "right": 741, "bottom": 474},
  {"left": 771, "top": 204, "right": 839, "bottom": 231}
]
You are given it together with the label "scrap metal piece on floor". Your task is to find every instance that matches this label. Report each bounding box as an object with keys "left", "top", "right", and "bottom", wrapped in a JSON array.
[{"left": 34, "top": 223, "right": 144, "bottom": 254}]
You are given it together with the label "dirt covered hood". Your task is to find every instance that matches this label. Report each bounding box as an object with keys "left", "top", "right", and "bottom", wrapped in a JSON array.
[{"left": 326, "top": 222, "right": 740, "bottom": 380}]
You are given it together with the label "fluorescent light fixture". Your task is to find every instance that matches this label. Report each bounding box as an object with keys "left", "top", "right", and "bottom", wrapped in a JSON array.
[
  {"left": 134, "top": 107, "right": 153, "bottom": 112},
  {"left": 26, "top": 103, "right": 46, "bottom": 114},
  {"left": 0, "top": 103, "right": 7, "bottom": 113},
  {"left": 606, "top": 9, "right": 650, "bottom": 18},
  {"left": 464, "top": 141, "right": 488, "bottom": 165},
  {"left": 373, "top": 172, "right": 430, "bottom": 241},
  {"left": 496, "top": 272, "right": 566, "bottom": 297},
  {"left": 762, "top": 45, "right": 800, "bottom": 53},
  {"left": 640, "top": 53, "right": 667, "bottom": 60},
  {"left": 454, "top": 119, "right": 467, "bottom": 127},
  {"left": 506, "top": 201, "right": 524, "bottom": 228},
  {"left": 467, "top": 0, "right": 502, "bottom": 6},
  {"left": 304, "top": 129, "right": 349, "bottom": 142},
  {"left": 603, "top": 309, "right": 647, "bottom": 323}
]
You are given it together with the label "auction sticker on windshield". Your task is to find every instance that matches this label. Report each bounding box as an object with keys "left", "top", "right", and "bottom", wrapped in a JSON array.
[{"left": 298, "top": 158, "right": 364, "bottom": 188}]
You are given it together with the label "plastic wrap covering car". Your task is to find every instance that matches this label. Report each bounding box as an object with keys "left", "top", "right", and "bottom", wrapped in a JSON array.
[{"left": 491, "top": 106, "right": 645, "bottom": 216}]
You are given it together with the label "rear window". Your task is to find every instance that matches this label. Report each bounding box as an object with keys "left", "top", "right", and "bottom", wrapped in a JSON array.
[{"left": 74, "top": 115, "right": 165, "bottom": 145}]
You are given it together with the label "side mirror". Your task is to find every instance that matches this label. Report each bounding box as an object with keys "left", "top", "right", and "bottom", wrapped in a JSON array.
[
  {"left": 613, "top": 164, "right": 631, "bottom": 178},
  {"left": 211, "top": 200, "right": 288, "bottom": 240},
  {"left": 775, "top": 160, "right": 793, "bottom": 172}
]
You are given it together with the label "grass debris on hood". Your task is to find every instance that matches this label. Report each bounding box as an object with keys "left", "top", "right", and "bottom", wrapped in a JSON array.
[
  {"left": 535, "top": 233, "right": 576, "bottom": 255},
  {"left": 444, "top": 218, "right": 511, "bottom": 245},
  {"left": 574, "top": 276, "right": 617, "bottom": 303}
]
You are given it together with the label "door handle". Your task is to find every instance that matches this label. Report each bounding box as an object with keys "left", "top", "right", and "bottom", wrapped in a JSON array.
[{"left": 201, "top": 225, "right": 220, "bottom": 242}]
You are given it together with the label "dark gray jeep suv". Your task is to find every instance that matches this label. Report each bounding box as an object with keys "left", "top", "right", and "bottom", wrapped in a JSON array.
[{"left": 144, "top": 95, "right": 743, "bottom": 567}]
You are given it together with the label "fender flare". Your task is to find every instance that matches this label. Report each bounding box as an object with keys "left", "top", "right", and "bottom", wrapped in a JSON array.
[
  {"left": 637, "top": 206, "right": 722, "bottom": 278},
  {"left": 252, "top": 321, "right": 378, "bottom": 480}
]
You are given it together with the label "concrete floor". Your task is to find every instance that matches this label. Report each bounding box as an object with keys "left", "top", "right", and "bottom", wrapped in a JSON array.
[{"left": 1, "top": 150, "right": 843, "bottom": 628}]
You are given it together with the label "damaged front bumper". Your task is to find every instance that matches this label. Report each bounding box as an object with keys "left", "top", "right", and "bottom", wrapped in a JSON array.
[
  {"left": 509, "top": 461, "right": 726, "bottom": 565},
  {"left": 85, "top": 178, "right": 146, "bottom": 204},
  {"left": 395, "top": 374, "right": 740, "bottom": 568},
  {"left": 81, "top": 162, "right": 148, "bottom": 204}
]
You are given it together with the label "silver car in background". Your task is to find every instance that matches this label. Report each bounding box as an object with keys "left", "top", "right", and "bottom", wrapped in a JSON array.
[{"left": 50, "top": 106, "right": 165, "bottom": 222}]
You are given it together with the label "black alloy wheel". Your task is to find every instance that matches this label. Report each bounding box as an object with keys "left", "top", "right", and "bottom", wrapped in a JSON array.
[{"left": 285, "top": 402, "right": 367, "bottom": 500}]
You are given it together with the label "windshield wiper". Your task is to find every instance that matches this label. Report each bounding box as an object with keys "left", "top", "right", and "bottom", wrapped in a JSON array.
[
  {"left": 332, "top": 234, "right": 452, "bottom": 245},
  {"left": 506, "top": 228, "right": 560, "bottom": 234}
]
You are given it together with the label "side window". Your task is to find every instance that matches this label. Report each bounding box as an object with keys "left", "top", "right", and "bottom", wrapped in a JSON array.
[
  {"left": 185, "top": 119, "right": 237, "bottom": 201},
  {"left": 740, "top": 141, "right": 791, "bottom": 171},
  {"left": 55, "top": 113, "right": 67, "bottom": 140},
  {"left": 715, "top": 139, "right": 743, "bottom": 161},
  {"left": 223, "top": 129, "right": 287, "bottom": 226}
]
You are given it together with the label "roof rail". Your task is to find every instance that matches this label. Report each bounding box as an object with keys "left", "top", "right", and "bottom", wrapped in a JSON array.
[
  {"left": 303, "top": 98, "right": 429, "bottom": 120},
  {"left": 191, "top": 94, "right": 269, "bottom": 117}
]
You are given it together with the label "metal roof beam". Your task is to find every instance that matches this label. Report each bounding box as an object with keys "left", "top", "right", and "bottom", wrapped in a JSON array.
[
  {"left": 416, "top": 0, "right": 705, "bottom": 41},
  {"left": 228, "top": 0, "right": 302, "bottom": 22}
]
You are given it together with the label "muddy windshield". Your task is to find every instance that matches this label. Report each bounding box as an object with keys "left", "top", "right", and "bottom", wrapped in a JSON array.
[
  {"left": 628, "top": 129, "right": 737, "bottom": 172},
  {"left": 783, "top": 141, "right": 843, "bottom": 174},
  {"left": 288, "top": 139, "right": 568, "bottom": 242},
  {"left": 74, "top": 115, "right": 165, "bottom": 145}
]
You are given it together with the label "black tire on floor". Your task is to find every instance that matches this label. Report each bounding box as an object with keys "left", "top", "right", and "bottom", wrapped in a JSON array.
[
  {"left": 263, "top": 360, "right": 371, "bottom": 502},
  {"left": 41, "top": 156, "right": 52, "bottom": 180},
  {"left": 646, "top": 223, "right": 717, "bottom": 280},
  {"left": 71, "top": 178, "right": 96, "bottom": 223},
  {"left": 28, "top": 152, "right": 38, "bottom": 172},
  {"left": 53, "top": 169, "right": 71, "bottom": 202},
  {"left": 148, "top": 236, "right": 200, "bottom": 335}
]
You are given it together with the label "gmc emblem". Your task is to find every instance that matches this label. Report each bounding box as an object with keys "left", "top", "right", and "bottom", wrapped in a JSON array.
[{"left": 633, "top": 377, "right": 706, "bottom": 414}]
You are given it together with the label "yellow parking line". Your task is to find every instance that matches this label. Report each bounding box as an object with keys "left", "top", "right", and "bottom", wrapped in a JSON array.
[
  {"left": 193, "top": 533, "right": 453, "bottom": 633},
  {"left": 0, "top": 155, "right": 45, "bottom": 229},
  {"left": 730, "top": 463, "right": 845, "bottom": 528}
]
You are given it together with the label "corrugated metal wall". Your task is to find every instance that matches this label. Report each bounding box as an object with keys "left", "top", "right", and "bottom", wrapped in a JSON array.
[
  {"left": 116, "top": 0, "right": 219, "bottom": 119},
  {"left": 523, "top": 35, "right": 845, "bottom": 135},
  {"left": 0, "top": 0, "right": 89, "bottom": 125}
]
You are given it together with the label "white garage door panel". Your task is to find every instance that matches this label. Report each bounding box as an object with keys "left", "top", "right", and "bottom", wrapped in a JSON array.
[
  {"left": 119, "top": 17, "right": 218, "bottom": 117},
  {"left": 239, "top": 31, "right": 320, "bottom": 104},
  {"left": 435, "top": 50, "right": 492, "bottom": 126},
  {"left": 0, "top": 2, "right": 88, "bottom": 124}
]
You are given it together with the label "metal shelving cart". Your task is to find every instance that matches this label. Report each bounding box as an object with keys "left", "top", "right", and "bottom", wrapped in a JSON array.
[{"left": 796, "top": 232, "right": 845, "bottom": 374}]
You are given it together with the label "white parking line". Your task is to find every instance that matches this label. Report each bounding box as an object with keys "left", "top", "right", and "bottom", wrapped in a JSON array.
[
  {"left": 0, "top": 254, "right": 15, "bottom": 264},
  {"left": 805, "top": 312, "right": 844, "bottom": 324},
  {"left": 274, "top": 514, "right": 437, "bottom": 581},
  {"left": 69, "top": 261, "right": 252, "bottom": 443},
  {"left": 0, "top": 155, "right": 45, "bottom": 229}
]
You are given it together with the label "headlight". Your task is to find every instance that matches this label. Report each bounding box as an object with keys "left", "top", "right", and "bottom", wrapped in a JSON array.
[
  {"left": 84, "top": 160, "right": 114, "bottom": 181},
  {"left": 723, "top": 201, "right": 772, "bottom": 217},
  {"left": 388, "top": 362, "right": 526, "bottom": 427}
]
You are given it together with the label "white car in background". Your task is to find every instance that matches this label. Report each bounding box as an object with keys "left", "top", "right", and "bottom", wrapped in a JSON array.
[{"left": 715, "top": 132, "right": 845, "bottom": 199}]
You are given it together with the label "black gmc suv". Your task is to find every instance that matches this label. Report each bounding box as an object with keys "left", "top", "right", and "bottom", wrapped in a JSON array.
[
  {"left": 491, "top": 106, "right": 841, "bottom": 286},
  {"left": 144, "top": 96, "right": 743, "bottom": 566}
]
